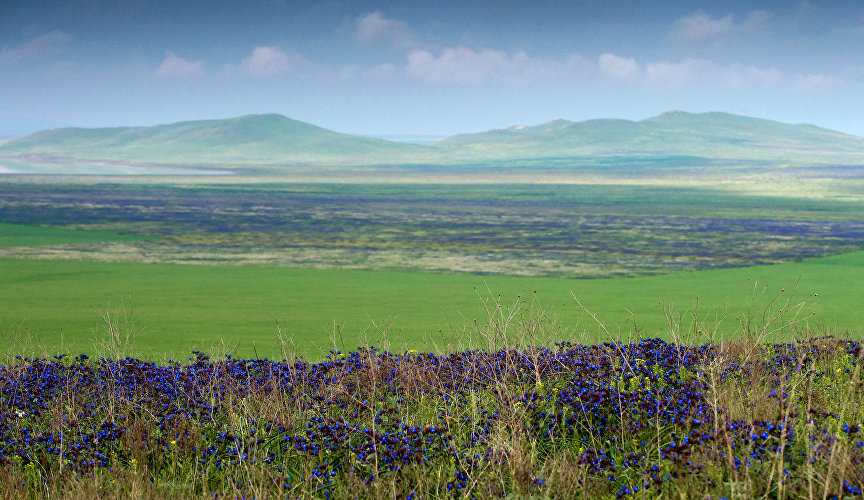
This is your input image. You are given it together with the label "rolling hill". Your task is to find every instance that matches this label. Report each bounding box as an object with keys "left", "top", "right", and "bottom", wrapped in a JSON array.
[
  {"left": 436, "top": 111, "right": 864, "bottom": 161},
  {"left": 2, "top": 111, "right": 864, "bottom": 168},
  {"left": 0, "top": 114, "right": 422, "bottom": 165}
]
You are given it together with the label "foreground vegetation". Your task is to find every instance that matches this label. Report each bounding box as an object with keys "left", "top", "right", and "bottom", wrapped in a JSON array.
[{"left": 0, "top": 294, "right": 862, "bottom": 499}]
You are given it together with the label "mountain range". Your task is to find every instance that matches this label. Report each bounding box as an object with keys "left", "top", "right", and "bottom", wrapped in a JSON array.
[{"left": 2, "top": 111, "right": 863, "bottom": 167}]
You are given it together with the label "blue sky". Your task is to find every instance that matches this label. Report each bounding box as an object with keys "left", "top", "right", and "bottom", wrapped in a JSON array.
[{"left": 2, "top": 0, "right": 863, "bottom": 137}]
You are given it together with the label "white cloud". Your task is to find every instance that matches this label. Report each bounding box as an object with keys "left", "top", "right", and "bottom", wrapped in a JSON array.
[
  {"left": 405, "top": 47, "right": 586, "bottom": 85},
  {"left": 645, "top": 57, "right": 782, "bottom": 89},
  {"left": 645, "top": 58, "right": 709, "bottom": 87},
  {"left": 670, "top": 10, "right": 734, "bottom": 40},
  {"left": 720, "top": 63, "right": 782, "bottom": 88},
  {"left": 0, "top": 31, "right": 74, "bottom": 64},
  {"left": 792, "top": 73, "right": 842, "bottom": 92},
  {"left": 406, "top": 47, "right": 512, "bottom": 84},
  {"left": 670, "top": 9, "right": 773, "bottom": 41},
  {"left": 338, "top": 62, "right": 397, "bottom": 80},
  {"left": 597, "top": 53, "right": 638, "bottom": 78},
  {"left": 355, "top": 11, "right": 413, "bottom": 48},
  {"left": 155, "top": 53, "right": 206, "bottom": 78},
  {"left": 238, "top": 46, "right": 307, "bottom": 77}
]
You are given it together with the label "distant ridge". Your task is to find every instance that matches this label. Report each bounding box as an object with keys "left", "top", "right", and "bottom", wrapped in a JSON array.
[
  {"left": 2, "top": 111, "right": 863, "bottom": 166},
  {"left": 436, "top": 111, "right": 864, "bottom": 160},
  {"left": 0, "top": 114, "right": 421, "bottom": 164}
]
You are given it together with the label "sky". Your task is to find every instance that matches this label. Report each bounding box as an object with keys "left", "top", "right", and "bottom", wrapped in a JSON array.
[{"left": 1, "top": 0, "right": 864, "bottom": 138}]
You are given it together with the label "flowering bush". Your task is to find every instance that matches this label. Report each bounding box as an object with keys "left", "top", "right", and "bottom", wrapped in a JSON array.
[{"left": 0, "top": 336, "right": 862, "bottom": 498}]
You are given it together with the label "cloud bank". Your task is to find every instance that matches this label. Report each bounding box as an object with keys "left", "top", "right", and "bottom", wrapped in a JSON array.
[
  {"left": 155, "top": 53, "right": 206, "bottom": 78},
  {"left": 598, "top": 53, "right": 638, "bottom": 78},
  {"left": 670, "top": 9, "right": 772, "bottom": 40},
  {"left": 355, "top": 11, "right": 413, "bottom": 48},
  {"left": 213, "top": 47, "right": 310, "bottom": 78},
  {"left": 0, "top": 31, "right": 74, "bottom": 65}
]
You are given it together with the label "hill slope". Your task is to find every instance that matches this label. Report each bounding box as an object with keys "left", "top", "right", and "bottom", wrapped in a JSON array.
[
  {"left": 436, "top": 111, "right": 864, "bottom": 161},
  {"left": 0, "top": 114, "right": 422, "bottom": 165}
]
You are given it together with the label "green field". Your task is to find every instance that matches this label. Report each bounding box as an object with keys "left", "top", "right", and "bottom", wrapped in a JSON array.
[
  {"left": 2, "top": 251, "right": 861, "bottom": 360},
  {"left": 0, "top": 222, "right": 143, "bottom": 247},
  {"left": 2, "top": 178, "right": 864, "bottom": 361}
]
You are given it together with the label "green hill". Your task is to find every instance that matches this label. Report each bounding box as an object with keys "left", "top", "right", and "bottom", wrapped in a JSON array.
[
  {"left": 436, "top": 111, "right": 864, "bottom": 162},
  {"left": 2, "top": 111, "right": 864, "bottom": 169},
  {"left": 0, "top": 114, "right": 422, "bottom": 165}
]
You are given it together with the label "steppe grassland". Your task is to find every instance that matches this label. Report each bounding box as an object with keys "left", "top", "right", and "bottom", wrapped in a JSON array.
[
  {"left": 2, "top": 181, "right": 864, "bottom": 279},
  {"left": 2, "top": 250, "right": 862, "bottom": 360},
  {"left": 0, "top": 222, "right": 144, "bottom": 247},
  {"left": 2, "top": 176, "right": 864, "bottom": 359},
  {"left": 2, "top": 171, "right": 864, "bottom": 498}
]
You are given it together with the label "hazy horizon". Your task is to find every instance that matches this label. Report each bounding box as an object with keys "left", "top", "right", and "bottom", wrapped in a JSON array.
[{"left": 3, "top": 0, "right": 864, "bottom": 137}]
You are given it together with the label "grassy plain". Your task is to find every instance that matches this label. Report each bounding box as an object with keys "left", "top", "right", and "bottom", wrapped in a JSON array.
[
  {"left": 2, "top": 251, "right": 861, "bottom": 360},
  {"left": 1, "top": 177, "right": 863, "bottom": 361},
  {"left": 2, "top": 182, "right": 863, "bottom": 278},
  {"left": 0, "top": 222, "right": 143, "bottom": 247}
]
